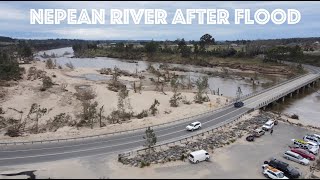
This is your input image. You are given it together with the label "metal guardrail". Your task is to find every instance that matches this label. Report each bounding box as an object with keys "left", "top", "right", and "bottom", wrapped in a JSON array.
[
  {"left": 118, "top": 74, "right": 320, "bottom": 158},
  {"left": 119, "top": 108, "right": 252, "bottom": 158},
  {"left": 0, "top": 68, "right": 318, "bottom": 146}
]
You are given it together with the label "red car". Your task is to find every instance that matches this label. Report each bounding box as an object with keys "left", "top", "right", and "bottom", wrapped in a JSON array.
[{"left": 290, "top": 148, "right": 316, "bottom": 161}]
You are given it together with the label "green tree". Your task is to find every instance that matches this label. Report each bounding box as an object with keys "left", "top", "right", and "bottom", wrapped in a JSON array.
[
  {"left": 200, "top": 33, "right": 215, "bottom": 49},
  {"left": 194, "top": 76, "right": 209, "bottom": 103},
  {"left": 145, "top": 41, "right": 159, "bottom": 58},
  {"left": 143, "top": 127, "right": 157, "bottom": 155}
]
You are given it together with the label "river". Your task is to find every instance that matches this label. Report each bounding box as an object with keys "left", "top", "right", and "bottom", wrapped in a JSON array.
[{"left": 35, "top": 47, "right": 319, "bottom": 126}]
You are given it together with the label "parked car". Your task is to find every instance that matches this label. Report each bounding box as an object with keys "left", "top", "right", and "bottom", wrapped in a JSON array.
[
  {"left": 188, "top": 150, "right": 210, "bottom": 164},
  {"left": 304, "top": 135, "right": 320, "bottom": 145},
  {"left": 246, "top": 135, "right": 255, "bottom": 142},
  {"left": 312, "top": 134, "right": 320, "bottom": 140},
  {"left": 305, "top": 141, "right": 319, "bottom": 154},
  {"left": 291, "top": 139, "right": 318, "bottom": 155},
  {"left": 253, "top": 128, "right": 265, "bottom": 137},
  {"left": 264, "top": 158, "right": 301, "bottom": 179},
  {"left": 186, "top": 121, "right": 201, "bottom": 131},
  {"left": 262, "top": 164, "right": 288, "bottom": 179},
  {"left": 283, "top": 150, "right": 309, "bottom": 165},
  {"left": 290, "top": 148, "right": 316, "bottom": 161},
  {"left": 262, "top": 120, "right": 276, "bottom": 131}
]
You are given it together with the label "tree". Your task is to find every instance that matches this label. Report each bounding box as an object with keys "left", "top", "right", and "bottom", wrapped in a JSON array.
[
  {"left": 144, "top": 41, "right": 159, "bottom": 58},
  {"left": 98, "top": 105, "right": 105, "bottom": 127},
  {"left": 194, "top": 76, "right": 210, "bottom": 103},
  {"left": 169, "top": 77, "right": 182, "bottom": 107},
  {"left": 143, "top": 127, "right": 157, "bottom": 155},
  {"left": 17, "top": 41, "right": 33, "bottom": 62},
  {"left": 149, "top": 99, "right": 160, "bottom": 116},
  {"left": 200, "top": 33, "right": 215, "bottom": 49}
]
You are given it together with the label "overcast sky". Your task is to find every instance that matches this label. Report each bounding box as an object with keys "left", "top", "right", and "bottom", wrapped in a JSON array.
[{"left": 0, "top": 1, "right": 319, "bottom": 41}]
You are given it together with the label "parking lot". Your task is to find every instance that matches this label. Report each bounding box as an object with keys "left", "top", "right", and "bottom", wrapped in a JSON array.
[{"left": 0, "top": 122, "right": 318, "bottom": 179}]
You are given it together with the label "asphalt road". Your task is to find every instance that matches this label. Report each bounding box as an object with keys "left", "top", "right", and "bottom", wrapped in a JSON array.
[{"left": 0, "top": 64, "right": 319, "bottom": 167}]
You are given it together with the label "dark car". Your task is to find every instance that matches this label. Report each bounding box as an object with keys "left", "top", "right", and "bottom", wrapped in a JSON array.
[
  {"left": 264, "top": 158, "right": 301, "bottom": 179},
  {"left": 290, "top": 148, "right": 316, "bottom": 161},
  {"left": 234, "top": 101, "right": 244, "bottom": 108},
  {"left": 246, "top": 135, "right": 255, "bottom": 142}
]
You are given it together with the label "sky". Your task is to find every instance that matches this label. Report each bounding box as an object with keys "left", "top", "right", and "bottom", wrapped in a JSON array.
[{"left": 0, "top": 1, "right": 320, "bottom": 41}]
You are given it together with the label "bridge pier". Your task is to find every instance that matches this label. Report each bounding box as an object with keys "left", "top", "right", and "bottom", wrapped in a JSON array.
[
  {"left": 290, "top": 93, "right": 293, "bottom": 98},
  {"left": 282, "top": 97, "right": 285, "bottom": 102},
  {"left": 296, "top": 89, "right": 300, "bottom": 94}
]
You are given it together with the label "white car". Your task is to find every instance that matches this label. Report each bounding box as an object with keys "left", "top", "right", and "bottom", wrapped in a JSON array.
[
  {"left": 312, "top": 134, "right": 320, "bottom": 140},
  {"left": 305, "top": 141, "right": 319, "bottom": 154},
  {"left": 262, "top": 164, "right": 288, "bottom": 179},
  {"left": 304, "top": 135, "right": 320, "bottom": 145},
  {"left": 262, "top": 120, "right": 275, "bottom": 131},
  {"left": 186, "top": 121, "right": 201, "bottom": 131},
  {"left": 283, "top": 150, "right": 309, "bottom": 165}
]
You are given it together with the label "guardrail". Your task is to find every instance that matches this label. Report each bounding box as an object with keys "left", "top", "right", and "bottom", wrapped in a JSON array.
[
  {"left": 118, "top": 108, "right": 253, "bottom": 158},
  {"left": 0, "top": 68, "right": 318, "bottom": 146},
  {"left": 118, "top": 74, "right": 320, "bottom": 158}
]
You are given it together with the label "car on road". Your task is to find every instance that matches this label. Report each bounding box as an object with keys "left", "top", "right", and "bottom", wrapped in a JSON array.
[
  {"left": 253, "top": 128, "right": 265, "bottom": 137},
  {"left": 291, "top": 139, "right": 319, "bottom": 155},
  {"left": 262, "top": 164, "right": 288, "bottom": 179},
  {"left": 264, "top": 158, "right": 301, "bottom": 179},
  {"left": 283, "top": 150, "right": 309, "bottom": 165},
  {"left": 188, "top": 150, "right": 210, "bottom": 164},
  {"left": 303, "top": 135, "right": 320, "bottom": 145},
  {"left": 290, "top": 148, "right": 316, "bottom": 161},
  {"left": 186, "top": 121, "right": 201, "bottom": 131},
  {"left": 234, "top": 101, "right": 244, "bottom": 108},
  {"left": 262, "top": 120, "right": 277, "bottom": 131}
]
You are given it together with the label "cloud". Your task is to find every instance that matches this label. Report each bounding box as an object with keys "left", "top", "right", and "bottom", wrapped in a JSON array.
[{"left": 0, "top": 1, "right": 319, "bottom": 40}]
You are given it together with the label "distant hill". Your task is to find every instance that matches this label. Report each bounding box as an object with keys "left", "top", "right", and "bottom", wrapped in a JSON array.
[{"left": 0, "top": 36, "right": 15, "bottom": 42}]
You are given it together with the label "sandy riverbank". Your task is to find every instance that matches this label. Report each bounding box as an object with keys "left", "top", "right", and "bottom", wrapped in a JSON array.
[{"left": 0, "top": 61, "right": 229, "bottom": 142}]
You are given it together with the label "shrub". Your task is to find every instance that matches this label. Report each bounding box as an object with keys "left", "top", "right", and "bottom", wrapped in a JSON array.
[
  {"left": 291, "top": 114, "right": 299, "bottom": 120},
  {"left": 75, "top": 87, "right": 97, "bottom": 101},
  {"left": 136, "top": 110, "right": 148, "bottom": 119},
  {"left": 65, "top": 62, "right": 75, "bottom": 70},
  {"left": 41, "top": 76, "right": 53, "bottom": 91},
  {"left": 47, "top": 113, "right": 72, "bottom": 132},
  {"left": 45, "top": 59, "right": 55, "bottom": 69},
  {"left": 0, "top": 63, "right": 24, "bottom": 81}
]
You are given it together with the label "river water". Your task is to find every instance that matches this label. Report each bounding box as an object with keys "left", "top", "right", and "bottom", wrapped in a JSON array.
[{"left": 36, "top": 47, "right": 319, "bottom": 126}]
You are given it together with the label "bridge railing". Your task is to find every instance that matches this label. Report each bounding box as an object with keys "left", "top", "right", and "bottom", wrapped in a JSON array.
[{"left": 118, "top": 74, "right": 320, "bottom": 159}]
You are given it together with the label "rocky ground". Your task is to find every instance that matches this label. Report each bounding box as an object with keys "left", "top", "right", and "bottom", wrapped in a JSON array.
[{"left": 118, "top": 110, "right": 272, "bottom": 167}]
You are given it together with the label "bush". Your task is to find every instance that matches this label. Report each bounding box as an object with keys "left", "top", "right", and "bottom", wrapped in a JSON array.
[
  {"left": 5, "top": 125, "right": 22, "bottom": 137},
  {"left": 75, "top": 87, "right": 97, "bottom": 101},
  {"left": 136, "top": 110, "right": 148, "bottom": 119},
  {"left": 45, "top": 59, "right": 55, "bottom": 69},
  {"left": 47, "top": 113, "right": 72, "bottom": 132},
  {"left": 291, "top": 114, "right": 299, "bottom": 120},
  {"left": 0, "top": 63, "right": 24, "bottom": 81},
  {"left": 65, "top": 62, "right": 75, "bottom": 70},
  {"left": 41, "top": 76, "right": 53, "bottom": 91}
]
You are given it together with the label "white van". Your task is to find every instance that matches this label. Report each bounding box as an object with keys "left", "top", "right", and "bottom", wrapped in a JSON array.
[{"left": 188, "top": 150, "right": 210, "bottom": 164}]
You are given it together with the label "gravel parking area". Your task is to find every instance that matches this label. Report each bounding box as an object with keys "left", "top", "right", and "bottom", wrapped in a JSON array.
[{"left": 0, "top": 122, "right": 318, "bottom": 179}]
